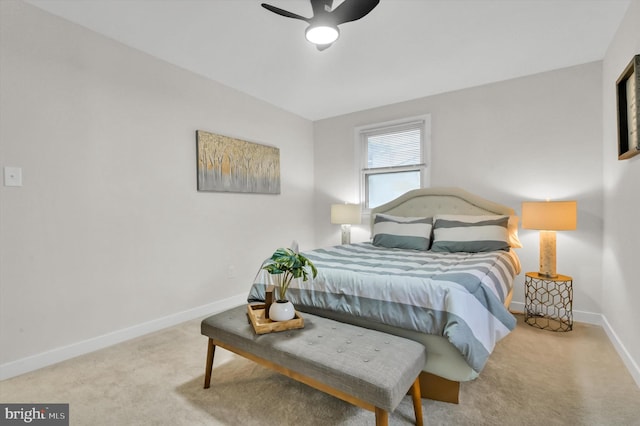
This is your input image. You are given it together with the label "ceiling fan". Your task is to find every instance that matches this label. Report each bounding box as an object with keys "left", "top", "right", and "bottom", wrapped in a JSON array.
[{"left": 261, "top": 0, "right": 380, "bottom": 51}]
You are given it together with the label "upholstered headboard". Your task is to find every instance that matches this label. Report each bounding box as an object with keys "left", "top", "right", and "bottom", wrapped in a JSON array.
[{"left": 369, "top": 187, "right": 516, "bottom": 232}]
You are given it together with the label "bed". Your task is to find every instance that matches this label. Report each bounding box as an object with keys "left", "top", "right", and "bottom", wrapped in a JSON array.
[{"left": 248, "top": 187, "right": 522, "bottom": 403}]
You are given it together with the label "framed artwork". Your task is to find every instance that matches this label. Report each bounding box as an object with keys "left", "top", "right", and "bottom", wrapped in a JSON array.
[
  {"left": 616, "top": 54, "right": 640, "bottom": 160},
  {"left": 196, "top": 130, "right": 280, "bottom": 194}
]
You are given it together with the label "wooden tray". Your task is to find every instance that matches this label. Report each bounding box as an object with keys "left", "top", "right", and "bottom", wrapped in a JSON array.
[{"left": 247, "top": 304, "right": 304, "bottom": 335}]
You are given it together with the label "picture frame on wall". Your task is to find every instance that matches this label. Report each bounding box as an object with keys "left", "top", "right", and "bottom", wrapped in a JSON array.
[
  {"left": 196, "top": 130, "right": 281, "bottom": 194},
  {"left": 616, "top": 54, "right": 640, "bottom": 160}
]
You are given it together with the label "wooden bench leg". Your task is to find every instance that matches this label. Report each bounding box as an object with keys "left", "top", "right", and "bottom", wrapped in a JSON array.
[
  {"left": 204, "top": 338, "right": 216, "bottom": 389},
  {"left": 375, "top": 407, "right": 388, "bottom": 426},
  {"left": 410, "top": 377, "right": 424, "bottom": 426}
]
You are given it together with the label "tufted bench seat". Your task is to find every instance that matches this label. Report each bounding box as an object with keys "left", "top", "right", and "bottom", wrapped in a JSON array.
[{"left": 201, "top": 305, "right": 427, "bottom": 426}]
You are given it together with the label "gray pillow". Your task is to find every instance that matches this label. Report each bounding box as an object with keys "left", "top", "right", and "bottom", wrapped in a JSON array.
[
  {"left": 431, "top": 215, "right": 510, "bottom": 253},
  {"left": 372, "top": 214, "right": 432, "bottom": 250}
]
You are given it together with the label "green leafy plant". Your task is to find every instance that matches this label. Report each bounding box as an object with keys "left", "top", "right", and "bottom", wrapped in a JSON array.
[{"left": 262, "top": 247, "right": 318, "bottom": 301}]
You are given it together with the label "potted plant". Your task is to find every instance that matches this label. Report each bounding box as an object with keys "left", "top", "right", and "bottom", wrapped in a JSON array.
[{"left": 262, "top": 247, "right": 317, "bottom": 321}]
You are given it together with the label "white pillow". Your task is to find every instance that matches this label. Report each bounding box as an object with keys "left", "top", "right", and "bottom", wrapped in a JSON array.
[{"left": 507, "top": 215, "right": 523, "bottom": 248}]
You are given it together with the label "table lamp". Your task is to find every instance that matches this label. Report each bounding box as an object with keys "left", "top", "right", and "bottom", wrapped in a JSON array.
[
  {"left": 331, "top": 203, "right": 361, "bottom": 244},
  {"left": 522, "top": 200, "right": 577, "bottom": 278}
]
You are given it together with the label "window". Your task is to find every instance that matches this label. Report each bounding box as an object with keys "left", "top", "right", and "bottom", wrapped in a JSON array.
[{"left": 359, "top": 117, "right": 430, "bottom": 209}]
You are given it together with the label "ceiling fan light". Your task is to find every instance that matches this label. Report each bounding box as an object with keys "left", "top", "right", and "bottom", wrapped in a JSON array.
[{"left": 305, "top": 25, "right": 339, "bottom": 45}]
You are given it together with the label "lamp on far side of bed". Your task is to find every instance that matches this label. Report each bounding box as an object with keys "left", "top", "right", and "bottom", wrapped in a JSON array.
[
  {"left": 331, "top": 203, "right": 361, "bottom": 244},
  {"left": 522, "top": 200, "right": 577, "bottom": 278}
]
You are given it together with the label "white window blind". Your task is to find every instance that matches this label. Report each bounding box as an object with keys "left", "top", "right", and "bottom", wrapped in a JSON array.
[
  {"left": 360, "top": 119, "right": 428, "bottom": 209},
  {"left": 365, "top": 126, "right": 423, "bottom": 169}
]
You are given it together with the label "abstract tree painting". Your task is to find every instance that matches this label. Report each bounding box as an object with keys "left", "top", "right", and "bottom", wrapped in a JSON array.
[{"left": 196, "top": 130, "right": 280, "bottom": 194}]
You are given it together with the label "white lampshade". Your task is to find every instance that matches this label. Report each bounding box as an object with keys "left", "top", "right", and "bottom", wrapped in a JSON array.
[{"left": 330, "top": 203, "right": 361, "bottom": 225}]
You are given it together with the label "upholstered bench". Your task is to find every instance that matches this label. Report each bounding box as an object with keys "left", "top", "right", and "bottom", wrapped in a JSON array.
[{"left": 201, "top": 305, "right": 427, "bottom": 426}]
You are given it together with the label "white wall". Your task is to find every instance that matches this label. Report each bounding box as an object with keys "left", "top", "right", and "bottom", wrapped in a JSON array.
[
  {"left": 0, "top": 1, "right": 315, "bottom": 376},
  {"left": 601, "top": 0, "right": 640, "bottom": 386},
  {"left": 314, "top": 62, "right": 604, "bottom": 321}
]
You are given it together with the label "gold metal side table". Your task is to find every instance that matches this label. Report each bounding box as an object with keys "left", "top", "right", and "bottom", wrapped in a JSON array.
[{"left": 524, "top": 272, "right": 573, "bottom": 332}]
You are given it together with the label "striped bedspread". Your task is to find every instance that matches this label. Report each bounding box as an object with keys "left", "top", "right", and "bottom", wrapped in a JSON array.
[{"left": 247, "top": 242, "right": 520, "bottom": 374}]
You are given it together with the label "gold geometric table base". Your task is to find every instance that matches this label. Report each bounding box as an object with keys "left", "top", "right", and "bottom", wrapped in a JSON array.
[{"left": 524, "top": 272, "right": 573, "bottom": 332}]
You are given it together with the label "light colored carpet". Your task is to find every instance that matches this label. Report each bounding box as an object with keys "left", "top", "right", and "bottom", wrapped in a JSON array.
[{"left": 1, "top": 314, "right": 639, "bottom": 425}]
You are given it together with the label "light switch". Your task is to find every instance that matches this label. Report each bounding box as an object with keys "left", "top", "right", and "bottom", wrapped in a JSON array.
[{"left": 4, "top": 167, "right": 23, "bottom": 187}]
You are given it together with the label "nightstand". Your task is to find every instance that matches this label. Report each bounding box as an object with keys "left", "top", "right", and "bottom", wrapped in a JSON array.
[{"left": 524, "top": 272, "right": 573, "bottom": 332}]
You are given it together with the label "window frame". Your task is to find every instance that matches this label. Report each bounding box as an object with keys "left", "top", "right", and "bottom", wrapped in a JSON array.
[{"left": 355, "top": 115, "right": 431, "bottom": 212}]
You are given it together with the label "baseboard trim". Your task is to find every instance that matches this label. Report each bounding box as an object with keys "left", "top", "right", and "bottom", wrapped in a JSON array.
[
  {"left": 0, "top": 293, "right": 247, "bottom": 381},
  {"left": 601, "top": 315, "right": 640, "bottom": 388},
  {"left": 509, "top": 301, "right": 603, "bottom": 325},
  {"left": 510, "top": 301, "right": 639, "bottom": 388}
]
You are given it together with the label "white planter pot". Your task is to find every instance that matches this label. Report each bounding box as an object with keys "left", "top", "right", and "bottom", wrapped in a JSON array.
[{"left": 269, "top": 300, "right": 295, "bottom": 322}]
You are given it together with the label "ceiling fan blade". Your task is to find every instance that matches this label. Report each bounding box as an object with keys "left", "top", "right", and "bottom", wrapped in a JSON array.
[
  {"left": 261, "top": 3, "right": 310, "bottom": 22},
  {"left": 330, "top": 0, "right": 380, "bottom": 25}
]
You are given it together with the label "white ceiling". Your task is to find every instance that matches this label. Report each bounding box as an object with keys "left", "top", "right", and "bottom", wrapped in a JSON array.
[{"left": 26, "top": 0, "right": 631, "bottom": 121}]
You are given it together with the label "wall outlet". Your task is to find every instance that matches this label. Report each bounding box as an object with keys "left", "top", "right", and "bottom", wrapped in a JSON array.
[
  {"left": 4, "top": 167, "right": 22, "bottom": 187},
  {"left": 226, "top": 265, "right": 236, "bottom": 279}
]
